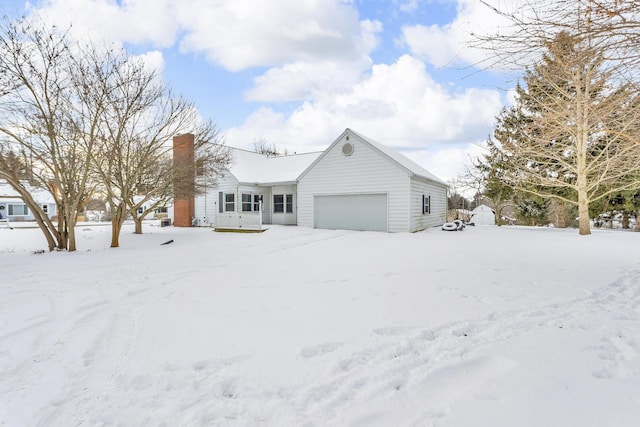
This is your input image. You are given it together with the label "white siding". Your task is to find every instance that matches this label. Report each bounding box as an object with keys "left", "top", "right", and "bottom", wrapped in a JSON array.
[
  {"left": 271, "top": 184, "right": 297, "bottom": 225},
  {"left": 298, "top": 134, "right": 410, "bottom": 232},
  {"left": 409, "top": 177, "right": 448, "bottom": 232},
  {"left": 194, "top": 173, "right": 275, "bottom": 226},
  {"left": 194, "top": 172, "right": 238, "bottom": 227}
]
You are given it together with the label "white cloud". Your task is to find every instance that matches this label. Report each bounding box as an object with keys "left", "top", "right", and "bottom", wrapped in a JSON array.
[
  {"left": 226, "top": 55, "right": 503, "bottom": 160},
  {"left": 31, "top": 0, "right": 381, "bottom": 73},
  {"left": 132, "top": 50, "right": 166, "bottom": 75},
  {"left": 400, "top": 0, "right": 523, "bottom": 69},
  {"left": 245, "top": 57, "right": 372, "bottom": 103},
  {"left": 31, "top": 0, "right": 179, "bottom": 47},
  {"left": 402, "top": 141, "right": 487, "bottom": 184},
  {"left": 174, "top": 1, "right": 380, "bottom": 72}
]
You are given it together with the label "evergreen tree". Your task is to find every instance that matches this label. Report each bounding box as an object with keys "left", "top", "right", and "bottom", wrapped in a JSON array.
[{"left": 487, "top": 31, "right": 640, "bottom": 234}]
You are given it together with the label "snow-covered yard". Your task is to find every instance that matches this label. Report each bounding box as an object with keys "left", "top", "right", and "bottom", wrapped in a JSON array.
[{"left": 1, "top": 223, "right": 639, "bottom": 426}]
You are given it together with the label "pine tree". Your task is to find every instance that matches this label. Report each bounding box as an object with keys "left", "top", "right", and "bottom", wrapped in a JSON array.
[{"left": 488, "top": 31, "right": 640, "bottom": 234}]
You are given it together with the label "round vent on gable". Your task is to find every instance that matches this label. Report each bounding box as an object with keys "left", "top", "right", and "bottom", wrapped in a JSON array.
[{"left": 342, "top": 142, "right": 354, "bottom": 156}]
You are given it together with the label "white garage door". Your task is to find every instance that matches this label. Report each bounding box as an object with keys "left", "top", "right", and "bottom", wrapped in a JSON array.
[{"left": 314, "top": 194, "right": 387, "bottom": 232}]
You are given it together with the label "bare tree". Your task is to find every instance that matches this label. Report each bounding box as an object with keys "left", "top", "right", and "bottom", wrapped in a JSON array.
[
  {"left": 0, "top": 17, "right": 100, "bottom": 251},
  {"left": 88, "top": 50, "right": 231, "bottom": 246},
  {"left": 474, "top": 2, "right": 640, "bottom": 235},
  {"left": 127, "top": 121, "right": 231, "bottom": 236},
  {"left": 0, "top": 17, "right": 231, "bottom": 250},
  {"left": 252, "top": 138, "right": 290, "bottom": 157}
]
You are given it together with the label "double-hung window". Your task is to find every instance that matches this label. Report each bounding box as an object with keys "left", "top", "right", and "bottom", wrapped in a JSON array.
[
  {"left": 224, "top": 193, "right": 235, "bottom": 212},
  {"left": 422, "top": 195, "right": 431, "bottom": 214},
  {"left": 274, "top": 194, "right": 284, "bottom": 213},
  {"left": 241, "top": 194, "right": 253, "bottom": 212},
  {"left": 274, "top": 194, "right": 293, "bottom": 213},
  {"left": 285, "top": 194, "right": 293, "bottom": 213}
]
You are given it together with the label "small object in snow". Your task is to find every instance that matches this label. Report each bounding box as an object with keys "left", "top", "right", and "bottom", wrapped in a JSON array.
[
  {"left": 32, "top": 249, "right": 46, "bottom": 255},
  {"left": 442, "top": 222, "right": 458, "bottom": 231},
  {"left": 453, "top": 220, "right": 465, "bottom": 231},
  {"left": 161, "top": 239, "right": 174, "bottom": 245}
]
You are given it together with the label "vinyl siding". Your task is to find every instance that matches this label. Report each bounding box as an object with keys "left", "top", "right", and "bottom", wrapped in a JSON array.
[
  {"left": 194, "top": 173, "right": 274, "bottom": 226},
  {"left": 298, "top": 134, "right": 410, "bottom": 232},
  {"left": 194, "top": 172, "right": 238, "bottom": 226},
  {"left": 409, "top": 177, "right": 448, "bottom": 232},
  {"left": 271, "top": 184, "right": 297, "bottom": 225}
]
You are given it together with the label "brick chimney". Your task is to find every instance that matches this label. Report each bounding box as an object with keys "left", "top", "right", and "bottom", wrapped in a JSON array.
[{"left": 173, "top": 133, "right": 195, "bottom": 227}]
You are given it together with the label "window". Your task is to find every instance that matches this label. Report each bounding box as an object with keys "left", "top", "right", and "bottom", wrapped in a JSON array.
[
  {"left": 242, "top": 194, "right": 263, "bottom": 212},
  {"left": 224, "top": 193, "right": 235, "bottom": 212},
  {"left": 8, "top": 204, "right": 28, "bottom": 216},
  {"left": 273, "top": 194, "right": 284, "bottom": 213},
  {"left": 42, "top": 204, "right": 48, "bottom": 214},
  {"left": 138, "top": 207, "right": 144, "bottom": 214},
  {"left": 156, "top": 207, "right": 168, "bottom": 214},
  {"left": 422, "top": 195, "right": 431, "bottom": 214},
  {"left": 286, "top": 194, "right": 293, "bottom": 213},
  {"left": 242, "top": 193, "right": 253, "bottom": 212},
  {"left": 274, "top": 194, "right": 293, "bottom": 213}
]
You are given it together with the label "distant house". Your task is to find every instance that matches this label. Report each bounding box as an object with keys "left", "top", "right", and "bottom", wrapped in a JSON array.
[
  {"left": 0, "top": 180, "right": 57, "bottom": 222},
  {"left": 175, "top": 128, "right": 448, "bottom": 232},
  {"left": 470, "top": 204, "right": 496, "bottom": 226}
]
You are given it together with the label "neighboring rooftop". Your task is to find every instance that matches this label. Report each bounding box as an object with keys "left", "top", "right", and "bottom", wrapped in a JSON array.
[{"left": 0, "top": 180, "right": 55, "bottom": 203}]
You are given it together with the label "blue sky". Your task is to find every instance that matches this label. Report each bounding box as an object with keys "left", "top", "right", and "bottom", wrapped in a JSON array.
[{"left": 1, "top": 0, "right": 518, "bottom": 182}]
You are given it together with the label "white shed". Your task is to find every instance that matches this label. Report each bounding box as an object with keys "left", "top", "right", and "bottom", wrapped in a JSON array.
[
  {"left": 470, "top": 204, "right": 496, "bottom": 226},
  {"left": 297, "top": 129, "right": 448, "bottom": 232}
]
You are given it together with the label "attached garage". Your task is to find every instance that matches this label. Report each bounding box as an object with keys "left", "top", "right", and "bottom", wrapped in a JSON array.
[
  {"left": 297, "top": 129, "right": 449, "bottom": 233},
  {"left": 314, "top": 193, "right": 387, "bottom": 232}
]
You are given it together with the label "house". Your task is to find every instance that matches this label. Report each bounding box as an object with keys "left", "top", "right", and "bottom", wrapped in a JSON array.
[
  {"left": 177, "top": 128, "right": 448, "bottom": 232},
  {"left": 0, "top": 180, "right": 57, "bottom": 222},
  {"left": 469, "top": 204, "right": 496, "bottom": 226}
]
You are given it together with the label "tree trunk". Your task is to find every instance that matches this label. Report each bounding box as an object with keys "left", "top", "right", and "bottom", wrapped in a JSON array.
[
  {"left": 635, "top": 214, "right": 640, "bottom": 232},
  {"left": 577, "top": 191, "right": 591, "bottom": 235},
  {"left": 622, "top": 212, "right": 629, "bottom": 229},
  {"left": 110, "top": 203, "right": 127, "bottom": 248},
  {"left": 133, "top": 217, "right": 143, "bottom": 234},
  {"left": 67, "top": 217, "right": 77, "bottom": 252}
]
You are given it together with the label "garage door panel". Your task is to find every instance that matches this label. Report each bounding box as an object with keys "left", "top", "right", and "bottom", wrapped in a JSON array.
[{"left": 314, "top": 194, "right": 387, "bottom": 232}]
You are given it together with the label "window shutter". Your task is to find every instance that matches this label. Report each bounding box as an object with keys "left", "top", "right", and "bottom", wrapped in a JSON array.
[
  {"left": 218, "top": 192, "right": 223, "bottom": 213},
  {"left": 422, "top": 195, "right": 425, "bottom": 214}
]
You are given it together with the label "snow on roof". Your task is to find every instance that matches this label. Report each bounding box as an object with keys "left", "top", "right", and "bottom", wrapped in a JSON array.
[
  {"left": 0, "top": 180, "right": 55, "bottom": 204},
  {"left": 472, "top": 204, "right": 495, "bottom": 213},
  {"left": 347, "top": 129, "right": 448, "bottom": 186},
  {"left": 226, "top": 148, "right": 322, "bottom": 185}
]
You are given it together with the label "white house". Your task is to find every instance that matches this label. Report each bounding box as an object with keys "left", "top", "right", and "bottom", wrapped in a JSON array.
[
  {"left": 0, "top": 180, "right": 57, "bottom": 222},
  {"left": 470, "top": 204, "right": 496, "bottom": 226},
  {"left": 185, "top": 128, "right": 448, "bottom": 232}
]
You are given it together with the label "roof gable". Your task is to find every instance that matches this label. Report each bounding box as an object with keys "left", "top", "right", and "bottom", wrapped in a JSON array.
[{"left": 298, "top": 128, "right": 447, "bottom": 186}]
